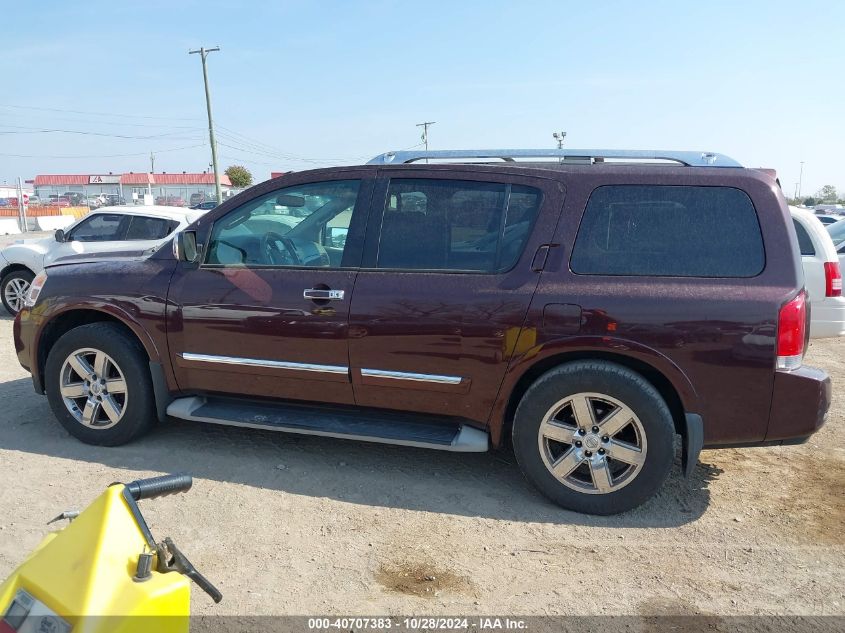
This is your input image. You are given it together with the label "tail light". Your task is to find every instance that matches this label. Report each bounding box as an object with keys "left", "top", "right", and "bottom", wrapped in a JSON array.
[
  {"left": 776, "top": 290, "right": 806, "bottom": 371},
  {"left": 824, "top": 261, "right": 842, "bottom": 297}
]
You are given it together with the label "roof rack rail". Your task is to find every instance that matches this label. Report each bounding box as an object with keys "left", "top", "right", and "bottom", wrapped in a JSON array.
[{"left": 367, "top": 149, "right": 743, "bottom": 168}]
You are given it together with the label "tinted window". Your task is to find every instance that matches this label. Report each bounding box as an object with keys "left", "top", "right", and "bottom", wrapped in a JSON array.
[
  {"left": 827, "top": 220, "right": 845, "bottom": 247},
  {"left": 125, "top": 216, "right": 174, "bottom": 240},
  {"left": 205, "top": 180, "right": 360, "bottom": 268},
  {"left": 792, "top": 219, "right": 815, "bottom": 256},
  {"left": 571, "top": 185, "right": 764, "bottom": 277},
  {"left": 69, "top": 213, "right": 125, "bottom": 242},
  {"left": 377, "top": 179, "right": 541, "bottom": 272}
]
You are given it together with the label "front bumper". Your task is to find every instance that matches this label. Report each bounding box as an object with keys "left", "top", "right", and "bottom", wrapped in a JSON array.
[
  {"left": 766, "top": 365, "right": 831, "bottom": 442},
  {"left": 13, "top": 307, "right": 41, "bottom": 393}
]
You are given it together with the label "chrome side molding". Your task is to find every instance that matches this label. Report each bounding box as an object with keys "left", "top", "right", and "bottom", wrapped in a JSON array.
[
  {"left": 360, "top": 368, "right": 463, "bottom": 385},
  {"left": 181, "top": 353, "right": 348, "bottom": 375}
]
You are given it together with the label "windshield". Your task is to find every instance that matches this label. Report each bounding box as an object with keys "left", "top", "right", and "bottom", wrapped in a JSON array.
[{"left": 827, "top": 219, "right": 845, "bottom": 246}]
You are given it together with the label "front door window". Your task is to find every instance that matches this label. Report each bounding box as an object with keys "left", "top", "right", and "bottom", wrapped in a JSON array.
[{"left": 205, "top": 180, "right": 360, "bottom": 269}]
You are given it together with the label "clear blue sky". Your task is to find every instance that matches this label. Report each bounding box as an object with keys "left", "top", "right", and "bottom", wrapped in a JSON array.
[{"left": 2, "top": 0, "right": 842, "bottom": 196}]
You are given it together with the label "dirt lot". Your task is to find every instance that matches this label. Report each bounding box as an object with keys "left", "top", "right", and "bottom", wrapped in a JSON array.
[{"left": 0, "top": 315, "right": 842, "bottom": 617}]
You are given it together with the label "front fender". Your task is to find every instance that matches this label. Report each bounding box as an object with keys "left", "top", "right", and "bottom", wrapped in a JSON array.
[
  {"left": 20, "top": 298, "right": 166, "bottom": 394},
  {"left": 1, "top": 243, "right": 48, "bottom": 274}
]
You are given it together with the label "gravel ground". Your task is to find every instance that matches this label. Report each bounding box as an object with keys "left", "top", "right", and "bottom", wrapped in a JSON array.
[{"left": 0, "top": 314, "right": 842, "bottom": 617}]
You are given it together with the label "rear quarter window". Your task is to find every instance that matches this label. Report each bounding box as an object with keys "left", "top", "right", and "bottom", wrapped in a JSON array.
[
  {"left": 570, "top": 185, "right": 765, "bottom": 277},
  {"left": 792, "top": 219, "right": 816, "bottom": 256}
]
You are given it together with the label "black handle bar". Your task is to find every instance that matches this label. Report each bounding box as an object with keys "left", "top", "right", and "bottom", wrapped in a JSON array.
[{"left": 125, "top": 474, "right": 193, "bottom": 501}]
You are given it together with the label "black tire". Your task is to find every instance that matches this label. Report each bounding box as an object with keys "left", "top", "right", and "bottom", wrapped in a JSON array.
[
  {"left": 1, "top": 268, "right": 35, "bottom": 315},
  {"left": 45, "top": 323, "right": 156, "bottom": 446},
  {"left": 512, "top": 361, "right": 675, "bottom": 515}
]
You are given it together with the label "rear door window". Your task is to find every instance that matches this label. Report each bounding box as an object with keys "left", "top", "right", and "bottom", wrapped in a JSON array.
[
  {"left": 376, "top": 178, "right": 542, "bottom": 273},
  {"left": 125, "top": 216, "right": 175, "bottom": 240},
  {"left": 570, "top": 185, "right": 765, "bottom": 277}
]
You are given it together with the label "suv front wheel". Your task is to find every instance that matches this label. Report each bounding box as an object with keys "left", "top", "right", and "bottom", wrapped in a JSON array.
[
  {"left": 512, "top": 361, "right": 675, "bottom": 515},
  {"left": 45, "top": 323, "right": 157, "bottom": 446},
  {"left": 1, "top": 269, "right": 34, "bottom": 315}
]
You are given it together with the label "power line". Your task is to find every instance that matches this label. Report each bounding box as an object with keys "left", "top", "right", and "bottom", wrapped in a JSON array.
[
  {"left": 0, "top": 143, "right": 207, "bottom": 159},
  {"left": 0, "top": 102, "right": 201, "bottom": 122},
  {"left": 216, "top": 126, "right": 371, "bottom": 163},
  {"left": 0, "top": 109, "right": 203, "bottom": 130},
  {"left": 0, "top": 124, "right": 203, "bottom": 141}
]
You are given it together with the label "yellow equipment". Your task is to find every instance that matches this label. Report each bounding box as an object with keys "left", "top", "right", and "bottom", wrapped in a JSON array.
[{"left": 0, "top": 474, "right": 220, "bottom": 633}]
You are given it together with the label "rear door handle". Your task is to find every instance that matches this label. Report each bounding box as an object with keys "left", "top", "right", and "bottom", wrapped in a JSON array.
[{"left": 303, "top": 288, "right": 345, "bottom": 301}]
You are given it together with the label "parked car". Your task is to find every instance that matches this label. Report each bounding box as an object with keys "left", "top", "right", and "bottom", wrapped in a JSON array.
[
  {"left": 189, "top": 192, "right": 214, "bottom": 207},
  {"left": 154, "top": 195, "right": 186, "bottom": 207},
  {"left": 791, "top": 207, "right": 845, "bottom": 338},
  {"left": 48, "top": 196, "right": 71, "bottom": 207},
  {"left": 0, "top": 205, "right": 204, "bottom": 314},
  {"left": 103, "top": 194, "right": 126, "bottom": 206},
  {"left": 814, "top": 214, "right": 840, "bottom": 226},
  {"left": 827, "top": 218, "right": 845, "bottom": 249},
  {"left": 85, "top": 196, "right": 103, "bottom": 209},
  {"left": 61, "top": 192, "right": 86, "bottom": 206},
  {"left": 13, "top": 149, "right": 831, "bottom": 515},
  {"left": 28, "top": 195, "right": 41, "bottom": 206},
  {"left": 190, "top": 200, "right": 218, "bottom": 211}
]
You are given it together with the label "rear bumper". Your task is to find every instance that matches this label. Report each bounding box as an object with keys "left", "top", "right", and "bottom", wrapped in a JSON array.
[
  {"left": 765, "top": 365, "right": 831, "bottom": 442},
  {"left": 809, "top": 296, "right": 845, "bottom": 339}
]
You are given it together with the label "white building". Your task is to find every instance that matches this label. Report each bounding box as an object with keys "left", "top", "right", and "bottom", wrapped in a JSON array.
[{"left": 33, "top": 172, "right": 234, "bottom": 206}]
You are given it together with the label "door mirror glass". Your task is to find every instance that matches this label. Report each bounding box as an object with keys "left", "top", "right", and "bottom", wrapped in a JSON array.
[
  {"left": 325, "top": 227, "right": 348, "bottom": 249},
  {"left": 174, "top": 230, "right": 199, "bottom": 262},
  {"left": 54, "top": 229, "right": 65, "bottom": 243}
]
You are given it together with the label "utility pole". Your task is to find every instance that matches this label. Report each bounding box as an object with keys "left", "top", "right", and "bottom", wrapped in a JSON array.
[
  {"left": 798, "top": 161, "right": 805, "bottom": 199},
  {"left": 189, "top": 46, "right": 223, "bottom": 204},
  {"left": 416, "top": 121, "right": 436, "bottom": 151},
  {"left": 150, "top": 152, "right": 155, "bottom": 174},
  {"left": 552, "top": 131, "right": 567, "bottom": 149},
  {"left": 17, "top": 177, "right": 26, "bottom": 233}
]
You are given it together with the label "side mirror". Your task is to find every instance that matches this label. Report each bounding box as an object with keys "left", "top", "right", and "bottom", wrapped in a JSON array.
[
  {"left": 174, "top": 231, "right": 199, "bottom": 263},
  {"left": 54, "top": 229, "right": 65, "bottom": 243}
]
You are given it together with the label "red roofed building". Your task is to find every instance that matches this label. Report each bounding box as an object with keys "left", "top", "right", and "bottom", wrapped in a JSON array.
[{"left": 33, "top": 172, "right": 236, "bottom": 207}]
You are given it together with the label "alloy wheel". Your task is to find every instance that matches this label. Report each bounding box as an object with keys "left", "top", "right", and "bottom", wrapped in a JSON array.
[
  {"left": 3, "top": 277, "right": 30, "bottom": 313},
  {"left": 537, "top": 392, "right": 648, "bottom": 494},
  {"left": 59, "top": 348, "right": 128, "bottom": 429}
]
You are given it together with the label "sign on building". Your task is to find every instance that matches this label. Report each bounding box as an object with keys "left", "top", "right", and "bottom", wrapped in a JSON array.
[{"left": 88, "top": 175, "right": 121, "bottom": 184}]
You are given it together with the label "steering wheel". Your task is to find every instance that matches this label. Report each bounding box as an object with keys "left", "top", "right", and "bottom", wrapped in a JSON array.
[{"left": 261, "top": 231, "right": 299, "bottom": 266}]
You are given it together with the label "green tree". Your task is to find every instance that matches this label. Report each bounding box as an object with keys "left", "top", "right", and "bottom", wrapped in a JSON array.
[
  {"left": 803, "top": 196, "right": 817, "bottom": 206},
  {"left": 224, "top": 165, "right": 253, "bottom": 188},
  {"left": 817, "top": 185, "right": 838, "bottom": 204}
]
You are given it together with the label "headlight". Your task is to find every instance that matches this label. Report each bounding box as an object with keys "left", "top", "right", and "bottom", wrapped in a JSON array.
[{"left": 24, "top": 271, "right": 48, "bottom": 308}]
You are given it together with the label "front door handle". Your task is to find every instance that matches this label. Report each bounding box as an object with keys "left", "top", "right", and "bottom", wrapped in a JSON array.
[{"left": 303, "top": 288, "right": 345, "bottom": 301}]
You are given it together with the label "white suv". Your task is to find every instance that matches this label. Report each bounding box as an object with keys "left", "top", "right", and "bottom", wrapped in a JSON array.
[
  {"left": 791, "top": 206, "right": 845, "bottom": 338},
  {"left": 0, "top": 206, "right": 204, "bottom": 314}
]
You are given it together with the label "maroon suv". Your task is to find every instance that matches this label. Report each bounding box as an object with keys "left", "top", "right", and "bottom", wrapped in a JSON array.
[{"left": 13, "top": 149, "right": 831, "bottom": 515}]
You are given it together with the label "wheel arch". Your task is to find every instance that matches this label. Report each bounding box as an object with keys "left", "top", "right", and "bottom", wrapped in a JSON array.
[
  {"left": 35, "top": 307, "right": 159, "bottom": 392},
  {"left": 1, "top": 263, "right": 36, "bottom": 285},
  {"left": 493, "top": 347, "right": 697, "bottom": 447}
]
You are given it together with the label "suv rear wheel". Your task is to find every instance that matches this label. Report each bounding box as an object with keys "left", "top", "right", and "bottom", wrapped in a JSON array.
[
  {"left": 45, "top": 323, "right": 156, "bottom": 446},
  {"left": 512, "top": 361, "right": 675, "bottom": 515}
]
